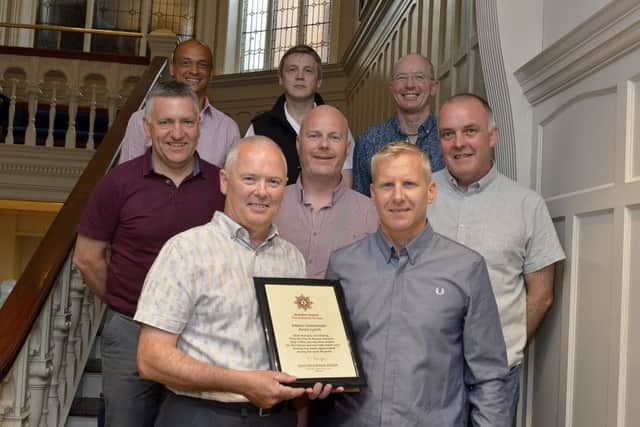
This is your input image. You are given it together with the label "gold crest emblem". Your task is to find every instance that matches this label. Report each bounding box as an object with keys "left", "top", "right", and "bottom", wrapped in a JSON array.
[{"left": 294, "top": 294, "right": 313, "bottom": 311}]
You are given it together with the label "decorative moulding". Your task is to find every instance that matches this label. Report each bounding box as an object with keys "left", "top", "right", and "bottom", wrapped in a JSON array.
[
  {"left": 515, "top": 0, "right": 640, "bottom": 105},
  {"left": 211, "top": 63, "right": 346, "bottom": 88},
  {"left": 0, "top": 145, "right": 93, "bottom": 202},
  {"left": 341, "top": 0, "right": 414, "bottom": 88},
  {"left": 475, "top": 0, "right": 517, "bottom": 180}
]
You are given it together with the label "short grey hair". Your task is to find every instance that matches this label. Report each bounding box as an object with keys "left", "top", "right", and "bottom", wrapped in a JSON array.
[
  {"left": 392, "top": 53, "right": 435, "bottom": 80},
  {"left": 143, "top": 79, "right": 199, "bottom": 121},
  {"left": 224, "top": 136, "right": 288, "bottom": 177},
  {"left": 442, "top": 93, "right": 496, "bottom": 130}
]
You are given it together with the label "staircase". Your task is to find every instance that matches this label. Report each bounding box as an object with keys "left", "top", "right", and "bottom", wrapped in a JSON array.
[
  {"left": 66, "top": 337, "right": 104, "bottom": 427},
  {"left": 0, "top": 57, "right": 166, "bottom": 427}
]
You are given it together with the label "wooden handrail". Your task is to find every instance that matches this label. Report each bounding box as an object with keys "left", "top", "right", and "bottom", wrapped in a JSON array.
[
  {"left": 0, "top": 56, "right": 167, "bottom": 380},
  {"left": 0, "top": 22, "right": 143, "bottom": 38},
  {"left": 0, "top": 45, "right": 150, "bottom": 64}
]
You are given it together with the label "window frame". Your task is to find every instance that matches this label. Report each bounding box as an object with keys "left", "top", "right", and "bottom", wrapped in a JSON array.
[{"left": 239, "top": 0, "right": 333, "bottom": 73}]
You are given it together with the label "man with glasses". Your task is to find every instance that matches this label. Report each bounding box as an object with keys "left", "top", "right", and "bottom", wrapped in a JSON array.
[{"left": 352, "top": 53, "right": 445, "bottom": 196}]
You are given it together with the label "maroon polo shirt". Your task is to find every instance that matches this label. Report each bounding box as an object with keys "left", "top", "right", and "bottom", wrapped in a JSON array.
[{"left": 77, "top": 149, "right": 225, "bottom": 316}]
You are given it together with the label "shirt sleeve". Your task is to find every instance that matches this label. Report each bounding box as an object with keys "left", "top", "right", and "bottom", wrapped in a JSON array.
[
  {"left": 76, "top": 173, "right": 122, "bottom": 242},
  {"left": 463, "top": 258, "right": 511, "bottom": 427},
  {"left": 134, "top": 236, "right": 196, "bottom": 334},
  {"left": 352, "top": 134, "right": 371, "bottom": 196},
  {"left": 219, "top": 117, "right": 241, "bottom": 165},
  {"left": 325, "top": 253, "right": 339, "bottom": 281},
  {"left": 524, "top": 194, "right": 566, "bottom": 274},
  {"left": 118, "top": 111, "right": 148, "bottom": 164},
  {"left": 226, "top": 118, "right": 241, "bottom": 149},
  {"left": 426, "top": 127, "right": 445, "bottom": 172}
]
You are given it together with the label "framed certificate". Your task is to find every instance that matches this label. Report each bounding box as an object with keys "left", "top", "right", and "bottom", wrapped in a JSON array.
[{"left": 254, "top": 277, "right": 366, "bottom": 388}]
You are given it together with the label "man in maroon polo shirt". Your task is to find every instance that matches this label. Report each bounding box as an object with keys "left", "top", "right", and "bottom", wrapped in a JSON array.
[{"left": 73, "top": 80, "right": 225, "bottom": 427}]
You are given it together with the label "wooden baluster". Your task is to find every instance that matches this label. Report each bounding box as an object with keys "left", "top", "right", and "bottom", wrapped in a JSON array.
[
  {"left": 86, "top": 85, "right": 97, "bottom": 150},
  {"left": 5, "top": 79, "right": 18, "bottom": 145},
  {"left": 0, "top": 347, "right": 30, "bottom": 425},
  {"left": 45, "top": 82, "right": 58, "bottom": 148},
  {"left": 80, "top": 287, "right": 93, "bottom": 355},
  {"left": 24, "top": 83, "right": 42, "bottom": 146},
  {"left": 27, "top": 295, "right": 54, "bottom": 427},
  {"left": 107, "top": 93, "right": 121, "bottom": 129},
  {"left": 64, "top": 266, "right": 84, "bottom": 399},
  {"left": 65, "top": 89, "right": 81, "bottom": 149},
  {"left": 47, "top": 257, "right": 72, "bottom": 427}
]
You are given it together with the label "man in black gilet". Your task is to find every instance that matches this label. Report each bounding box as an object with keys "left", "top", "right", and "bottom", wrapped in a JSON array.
[{"left": 246, "top": 44, "right": 353, "bottom": 186}]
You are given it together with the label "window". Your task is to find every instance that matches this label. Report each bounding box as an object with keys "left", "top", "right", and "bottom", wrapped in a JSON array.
[
  {"left": 34, "top": 0, "right": 196, "bottom": 56},
  {"left": 240, "top": 0, "right": 332, "bottom": 72}
]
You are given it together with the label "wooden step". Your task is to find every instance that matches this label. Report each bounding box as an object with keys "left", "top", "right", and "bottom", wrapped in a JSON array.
[
  {"left": 84, "top": 358, "right": 102, "bottom": 374},
  {"left": 68, "top": 397, "right": 102, "bottom": 418}
]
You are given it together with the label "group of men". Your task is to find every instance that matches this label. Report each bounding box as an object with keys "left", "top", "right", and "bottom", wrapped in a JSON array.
[{"left": 73, "top": 39, "right": 565, "bottom": 427}]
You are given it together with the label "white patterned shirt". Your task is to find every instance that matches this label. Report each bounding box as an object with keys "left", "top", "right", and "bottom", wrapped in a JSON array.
[{"left": 134, "top": 211, "right": 306, "bottom": 402}]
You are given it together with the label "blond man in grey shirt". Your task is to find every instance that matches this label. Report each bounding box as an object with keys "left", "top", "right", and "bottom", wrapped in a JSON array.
[
  {"left": 135, "top": 137, "right": 337, "bottom": 426},
  {"left": 313, "top": 142, "right": 509, "bottom": 427},
  {"left": 429, "top": 93, "right": 566, "bottom": 425}
]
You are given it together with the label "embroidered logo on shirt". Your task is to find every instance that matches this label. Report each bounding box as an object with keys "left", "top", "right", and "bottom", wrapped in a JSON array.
[
  {"left": 294, "top": 294, "right": 314, "bottom": 311},
  {"left": 435, "top": 287, "right": 445, "bottom": 296}
]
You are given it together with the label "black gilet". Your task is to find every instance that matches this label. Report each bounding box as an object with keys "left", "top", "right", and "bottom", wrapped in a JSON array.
[{"left": 251, "top": 93, "right": 325, "bottom": 184}]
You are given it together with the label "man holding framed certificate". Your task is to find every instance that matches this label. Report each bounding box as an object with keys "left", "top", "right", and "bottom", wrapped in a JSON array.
[
  {"left": 134, "top": 137, "right": 335, "bottom": 426},
  {"left": 314, "top": 142, "right": 511, "bottom": 426}
]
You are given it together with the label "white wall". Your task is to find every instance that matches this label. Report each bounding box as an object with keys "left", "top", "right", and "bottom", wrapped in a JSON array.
[
  {"left": 543, "top": 0, "right": 610, "bottom": 47},
  {"left": 495, "top": 0, "right": 544, "bottom": 187},
  {"left": 509, "top": 1, "right": 640, "bottom": 426}
]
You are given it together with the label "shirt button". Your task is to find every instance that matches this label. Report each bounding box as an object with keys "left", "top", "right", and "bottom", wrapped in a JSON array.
[
  {"left": 165, "top": 179, "right": 171, "bottom": 185},
  {"left": 312, "top": 232, "right": 318, "bottom": 236}
]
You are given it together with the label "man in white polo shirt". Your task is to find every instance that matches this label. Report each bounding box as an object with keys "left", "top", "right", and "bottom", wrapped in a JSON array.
[{"left": 428, "top": 93, "right": 566, "bottom": 425}]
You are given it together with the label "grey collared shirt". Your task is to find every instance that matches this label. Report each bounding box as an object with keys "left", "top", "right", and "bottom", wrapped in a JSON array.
[
  {"left": 322, "top": 226, "right": 510, "bottom": 427},
  {"left": 429, "top": 166, "right": 566, "bottom": 367}
]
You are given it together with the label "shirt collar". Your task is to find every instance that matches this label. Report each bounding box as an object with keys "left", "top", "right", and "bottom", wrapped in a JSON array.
[
  {"left": 284, "top": 101, "right": 317, "bottom": 134},
  {"left": 443, "top": 162, "right": 497, "bottom": 194},
  {"left": 213, "top": 211, "right": 279, "bottom": 250},
  {"left": 201, "top": 96, "right": 214, "bottom": 119},
  {"left": 374, "top": 223, "right": 434, "bottom": 265},
  {"left": 294, "top": 176, "right": 347, "bottom": 208},
  {"left": 142, "top": 149, "right": 202, "bottom": 178},
  {"left": 390, "top": 112, "right": 437, "bottom": 138}
]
